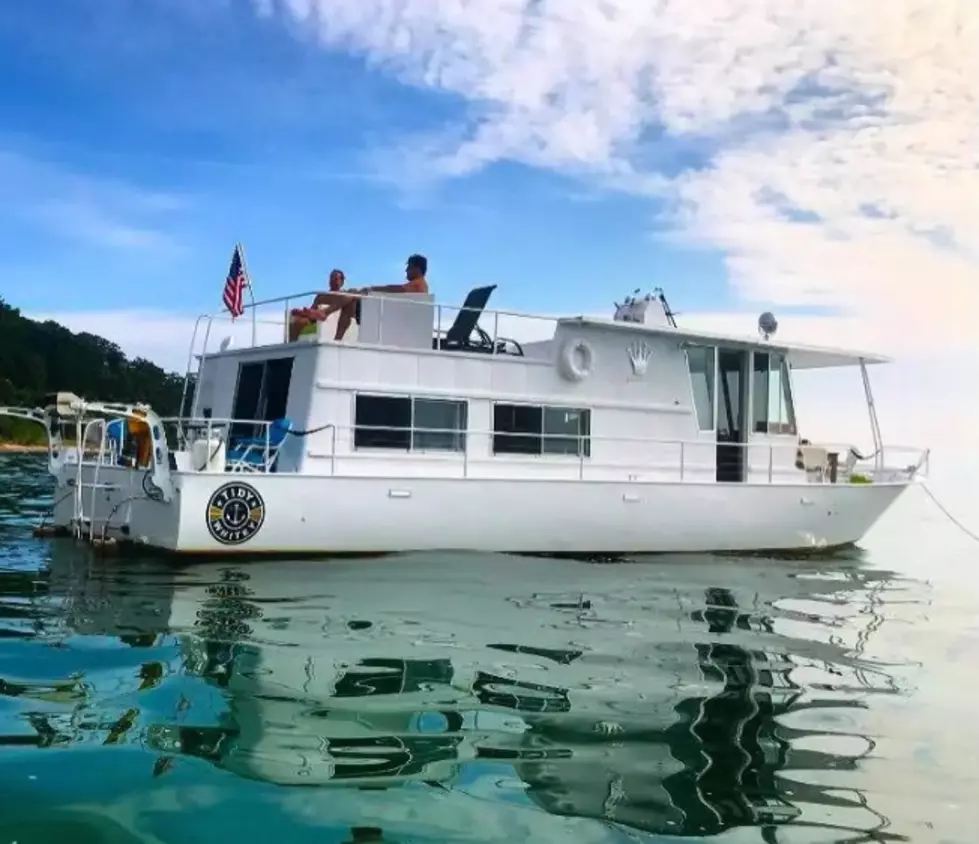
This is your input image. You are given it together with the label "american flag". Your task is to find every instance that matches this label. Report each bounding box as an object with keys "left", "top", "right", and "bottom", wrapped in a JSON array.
[{"left": 222, "top": 244, "right": 248, "bottom": 319}]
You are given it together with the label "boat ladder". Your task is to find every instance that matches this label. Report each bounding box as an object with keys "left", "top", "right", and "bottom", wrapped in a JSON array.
[{"left": 70, "top": 419, "right": 133, "bottom": 543}]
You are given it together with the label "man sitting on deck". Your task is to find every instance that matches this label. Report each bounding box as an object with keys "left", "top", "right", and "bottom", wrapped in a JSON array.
[
  {"left": 288, "top": 268, "right": 347, "bottom": 342},
  {"left": 294, "top": 253, "right": 431, "bottom": 342}
]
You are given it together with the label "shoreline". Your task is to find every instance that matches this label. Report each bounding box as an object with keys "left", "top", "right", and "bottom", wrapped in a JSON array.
[
  {"left": 0, "top": 443, "right": 107, "bottom": 455},
  {"left": 0, "top": 443, "right": 48, "bottom": 453}
]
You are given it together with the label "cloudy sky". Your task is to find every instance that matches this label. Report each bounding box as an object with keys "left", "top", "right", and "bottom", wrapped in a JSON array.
[{"left": 1, "top": 0, "right": 976, "bottom": 448}]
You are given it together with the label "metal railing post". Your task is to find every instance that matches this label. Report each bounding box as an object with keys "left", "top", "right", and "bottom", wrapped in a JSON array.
[
  {"left": 265, "top": 421, "right": 271, "bottom": 470},
  {"left": 859, "top": 358, "right": 884, "bottom": 471}
]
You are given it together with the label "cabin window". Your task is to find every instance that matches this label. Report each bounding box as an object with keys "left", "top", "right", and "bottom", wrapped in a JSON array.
[
  {"left": 751, "top": 352, "right": 797, "bottom": 435},
  {"left": 685, "top": 345, "right": 715, "bottom": 431},
  {"left": 231, "top": 357, "right": 294, "bottom": 439},
  {"left": 493, "top": 403, "right": 591, "bottom": 457},
  {"left": 413, "top": 398, "right": 468, "bottom": 451},
  {"left": 353, "top": 394, "right": 467, "bottom": 451},
  {"left": 354, "top": 395, "right": 411, "bottom": 449}
]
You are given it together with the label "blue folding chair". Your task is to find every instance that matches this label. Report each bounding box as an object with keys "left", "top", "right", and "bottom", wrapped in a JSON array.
[
  {"left": 227, "top": 418, "right": 292, "bottom": 472},
  {"left": 106, "top": 418, "right": 126, "bottom": 462}
]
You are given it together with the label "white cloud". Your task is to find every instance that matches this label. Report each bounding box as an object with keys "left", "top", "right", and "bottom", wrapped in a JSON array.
[
  {"left": 0, "top": 149, "right": 182, "bottom": 250},
  {"left": 251, "top": 0, "right": 979, "bottom": 349}
]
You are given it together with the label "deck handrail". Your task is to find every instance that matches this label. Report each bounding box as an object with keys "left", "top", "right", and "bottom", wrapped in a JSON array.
[
  {"left": 213, "top": 287, "right": 558, "bottom": 325},
  {"left": 154, "top": 415, "right": 927, "bottom": 484},
  {"left": 160, "top": 414, "right": 923, "bottom": 453},
  {"left": 187, "top": 288, "right": 561, "bottom": 353}
]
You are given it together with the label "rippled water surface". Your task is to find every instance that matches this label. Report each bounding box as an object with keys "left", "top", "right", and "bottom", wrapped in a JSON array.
[{"left": 1, "top": 453, "right": 978, "bottom": 844}]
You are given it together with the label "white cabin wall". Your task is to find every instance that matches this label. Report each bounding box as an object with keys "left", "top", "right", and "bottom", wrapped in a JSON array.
[
  {"left": 517, "top": 340, "right": 554, "bottom": 361},
  {"left": 278, "top": 345, "right": 319, "bottom": 471},
  {"left": 191, "top": 356, "right": 239, "bottom": 420},
  {"left": 746, "top": 434, "right": 802, "bottom": 481},
  {"left": 301, "top": 388, "right": 352, "bottom": 469},
  {"left": 297, "top": 322, "right": 707, "bottom": 481},
  {"left": 189, "top": 359, "right": 215, "bottom": 417}
]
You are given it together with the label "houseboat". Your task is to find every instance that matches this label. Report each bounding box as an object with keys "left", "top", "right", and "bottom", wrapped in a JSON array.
[{"left": 0, "top": 285, "right": 927, "bottom": 555}]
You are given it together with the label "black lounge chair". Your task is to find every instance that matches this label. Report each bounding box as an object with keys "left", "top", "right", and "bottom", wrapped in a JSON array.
[{"left": 432, "top": 285, "right": 524, "bottom": 355}]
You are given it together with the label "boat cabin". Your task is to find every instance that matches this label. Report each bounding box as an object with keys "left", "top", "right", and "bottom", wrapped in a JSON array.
[{"left": 183, "top": 287, "right": 887, "bottom": 485}]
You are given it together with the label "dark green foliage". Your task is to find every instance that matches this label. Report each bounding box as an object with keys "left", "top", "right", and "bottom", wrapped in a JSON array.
[{"left": 0, "top": 298, "right": 186, "bottom": 444}]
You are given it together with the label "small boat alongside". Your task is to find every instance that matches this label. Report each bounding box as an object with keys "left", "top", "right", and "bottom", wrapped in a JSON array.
[{"left": 0, "top": 285, "right": 928, "bottom": 556}]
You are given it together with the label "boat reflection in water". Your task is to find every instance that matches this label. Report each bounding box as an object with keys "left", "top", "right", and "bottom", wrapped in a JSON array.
[{"left": 22, "top": 549, "right": 899, "bottom": 841}]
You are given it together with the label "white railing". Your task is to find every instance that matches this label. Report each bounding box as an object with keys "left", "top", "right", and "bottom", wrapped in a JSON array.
[
  {"left": 162, "top": 415, "right": 929, "bottom": 485},
  {"left": 161, "top": 416, "right": 295, "bottom": 474},
  {"left": 178, "top": 290, "right": 561, "bottom": 424},
  {"left": 186, "top": 290, "right": 556, "bottom": 358}
]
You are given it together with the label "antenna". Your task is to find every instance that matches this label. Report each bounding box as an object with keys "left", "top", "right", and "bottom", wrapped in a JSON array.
[{"left": 654, "top": 287, "right": 679, "bottom": 328}]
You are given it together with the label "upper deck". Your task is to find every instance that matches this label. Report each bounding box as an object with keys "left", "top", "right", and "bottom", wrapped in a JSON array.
[{"left": 187, "top": 285, "right": 892, "bottom": 371}]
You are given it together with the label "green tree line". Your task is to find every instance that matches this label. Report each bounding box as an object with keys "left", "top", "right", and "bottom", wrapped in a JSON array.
[{"left": 0, "top": 298, "right": 186, "bottom": 445}]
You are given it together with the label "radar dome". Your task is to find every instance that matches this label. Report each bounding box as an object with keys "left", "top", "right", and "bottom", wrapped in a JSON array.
[{"left": 758, "top": 312, "right": 778, "bottom": 340}]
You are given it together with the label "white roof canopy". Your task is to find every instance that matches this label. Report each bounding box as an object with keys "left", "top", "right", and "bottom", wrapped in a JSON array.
[{"left": 560, "top": 318, "right": 892, "bottom": 370}]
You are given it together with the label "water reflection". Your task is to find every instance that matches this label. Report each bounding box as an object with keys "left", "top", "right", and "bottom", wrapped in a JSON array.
[{"left": 0, "top": 537, "right": 920, "bottom": 843}]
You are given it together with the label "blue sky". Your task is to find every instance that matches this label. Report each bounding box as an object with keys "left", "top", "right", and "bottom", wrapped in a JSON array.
[
  {"left": 0, "top": 0, "right": 975, "bottom": 448},
  {"left": 0, "top": 0, "right": 732, "bottom": 317}
]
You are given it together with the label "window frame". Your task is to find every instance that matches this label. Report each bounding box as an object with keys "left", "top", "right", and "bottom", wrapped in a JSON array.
[
  {"left": 492, "top": 401, "right": 592, "bottom": 458},
  {"left": 352, "top": 393, "right": 468, "bottom": 453}
]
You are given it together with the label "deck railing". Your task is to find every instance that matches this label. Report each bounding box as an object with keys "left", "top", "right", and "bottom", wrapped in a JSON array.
[
  {"left": 187, "top": 290, "right": 559, "bottom": 356},
  {"left": 179, "top": 290, "right": 562, "bottom": 421},
  {"left": 150, "top": 416, "right": 928, "bottom": 486}
]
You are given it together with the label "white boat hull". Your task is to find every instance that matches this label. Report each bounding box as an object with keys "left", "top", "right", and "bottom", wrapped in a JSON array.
[{"left": 52, "top": 466, "right": 910, "bottom": 555}]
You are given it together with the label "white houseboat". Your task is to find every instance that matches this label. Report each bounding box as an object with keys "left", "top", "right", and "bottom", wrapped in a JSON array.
[{"left": 0, "top": 285, "right": 927, "bottom": 556}]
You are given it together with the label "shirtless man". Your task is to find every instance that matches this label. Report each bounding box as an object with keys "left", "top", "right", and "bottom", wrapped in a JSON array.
[
  {"left": 289, "top": 269, "right": 348, "bottom": 342},
  {"left": 317, "top": 253, "right": 431, "bottom": 342}
]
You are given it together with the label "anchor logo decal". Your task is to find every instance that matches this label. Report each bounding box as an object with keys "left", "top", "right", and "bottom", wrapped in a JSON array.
[{"left": 206, "top": 482, "right": 266, "bottom": 545}]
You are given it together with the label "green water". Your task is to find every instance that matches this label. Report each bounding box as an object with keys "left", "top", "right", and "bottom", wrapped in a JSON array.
[{"left": 1, "top": 454, "right": 977, "bottom": 843}]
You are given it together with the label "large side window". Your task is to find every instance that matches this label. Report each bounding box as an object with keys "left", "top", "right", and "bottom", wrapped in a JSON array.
[
  {"left": 354, "top": 395, "right": 467, "bottom": 451},
  {"left": 493, "top": 404, "right": 591, "bottom": 457},
  {"left": 767, "top": 353, "right": 797, "bottom": 435},
  {"left": 686, "top": 345, "right": 715, "bottom": 431},
  {"left": 750, "top": 352, "right": 797, "bottom": 435}
]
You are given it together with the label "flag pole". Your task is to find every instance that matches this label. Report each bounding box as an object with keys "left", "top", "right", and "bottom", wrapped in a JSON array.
[{"left": 237, "top": 241, "right": 257, "bottom": 346}]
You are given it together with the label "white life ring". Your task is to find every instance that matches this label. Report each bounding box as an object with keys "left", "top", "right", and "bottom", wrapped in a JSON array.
[{"left": 558, "top": 338, "right": 596, "bottom": 381}]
